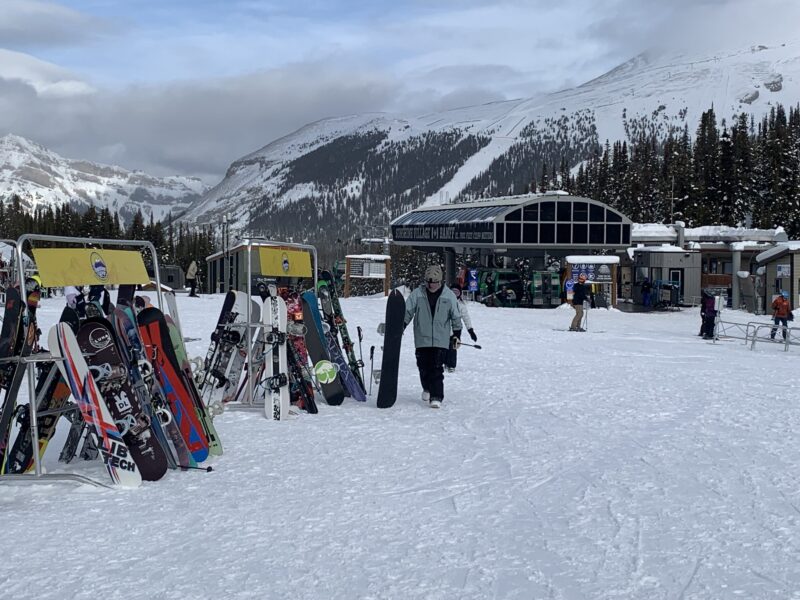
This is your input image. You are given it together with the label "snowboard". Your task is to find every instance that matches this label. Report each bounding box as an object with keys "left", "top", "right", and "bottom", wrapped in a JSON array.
[
  {"left": 0, "top": 290, "right": 39, "bottom": 472},
  {"left": 219, "top": 298, "right": 261, "bottom": 406},
  {"left": 163, "top": 314, "right": 222, "bottom": 456},
  {"left": 317, "top": 278, "right": 366, "bottom": 402},
  {"left": 77, "top": 317, "right": 169, "bottom": 481},
  {"left": 319, "top": 270, "right": 366, "bottom": 392},
  {"left": 263, "top": 294, "right": 290, "bottom": 420},
  {"left": 48, "top": 323, "right": 142, "bottom": 488},
  {"left": 285, "top": 292, "right": 317, "bottom": 413},
  {"left": 376, "top": 289, "right": 406, "bottom": 409},
  {"left": 137, "top": 308, "right": 210, "bottom": 463},
  {"left": 199, "top": 291, "right": 248, "bottom": 411},
  {"left": 6, "top": 306, "right": 80, "bottom": 473},
  {"left": 195, "top": 290, "right": 236, "bottom": 391},
  {"left": 300, "top": 291, "right": 345, "bottom": 406},
  {"left": 112, "top": 306, "right": 195, "bottom": 471}
]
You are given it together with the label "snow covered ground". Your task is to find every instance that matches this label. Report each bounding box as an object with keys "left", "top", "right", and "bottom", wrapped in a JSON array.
[{"left": 3, "top": 293, "right": 800, "bottom": 599}]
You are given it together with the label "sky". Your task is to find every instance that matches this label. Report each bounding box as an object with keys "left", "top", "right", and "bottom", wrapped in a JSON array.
[{"left": 1, "top": 0, "right": 798, "bottom": 183}]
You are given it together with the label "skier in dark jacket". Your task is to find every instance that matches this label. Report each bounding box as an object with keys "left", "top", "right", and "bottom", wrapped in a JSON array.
[
  {"left": 404, "top": 265, "right": 462, "bottom": 408},
  {"left": 641, "top": 278, "right": 652, "bottom": 307},
  {"left": 570, "top": 273, "right": 589, "bottom": 331},
  {"left": 701, "top": 290, "right": 717, "bottom": 339}
]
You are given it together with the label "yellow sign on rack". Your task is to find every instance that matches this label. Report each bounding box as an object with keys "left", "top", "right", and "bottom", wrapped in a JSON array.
[
  {"left": 33, "top": 248, "right": 150, "bottom": 287},
  {"left": 258, "top": 247, "right": 312, "bottom": 278}
]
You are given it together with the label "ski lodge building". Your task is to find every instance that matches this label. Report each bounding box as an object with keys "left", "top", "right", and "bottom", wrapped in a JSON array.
[{"left": 389, "top": 192, "right": 791, "bottom": 311}]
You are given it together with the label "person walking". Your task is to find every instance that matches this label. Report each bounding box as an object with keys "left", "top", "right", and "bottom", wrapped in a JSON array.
[
  {"left": 570, "top": 273, "right": 589, "bottom": 331},
  {"left": 770, "top": 290, "right": 791, "bottom": 341},
  {"left": 641, "top": 278, "right": 652, "bottom": 307},
  {"left": 445, "top": 284, "right": 477, "bottom": 372},
  {"left": 404, "top": 265, "right": 462, "bottom": 408},
  {"left": 186, "top": 260, "right": 199, "bottom": 297},
  {"left": 701, "top": 290, "right": 717, "bottom": 339}
]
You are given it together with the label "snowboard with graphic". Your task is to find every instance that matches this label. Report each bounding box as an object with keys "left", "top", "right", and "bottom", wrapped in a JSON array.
[
  {"left": 49, "top": 323, "right": 142, "bottom": 488},
  {"left": 300, "top": 290, "right": 345, "bottom": 406},
  {"left": 77, "top": 317, "right": 169, "bottom": 481},
  {"left": 263, "top": 294, "right": 290, "bottom": 420},
  {"left": 319, "top": 270, "right": 366, "bottom": 393}
]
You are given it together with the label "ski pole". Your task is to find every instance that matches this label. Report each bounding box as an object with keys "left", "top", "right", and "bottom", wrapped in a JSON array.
[
  {"left": 179, "top": 464, "right": 214, "bottom": 472},
  {"left": 369, "top": 345, "right": 375, "bottom": 395},
  {"left": 356, "top": 326, "right": 365, "bottom": 383},
  {"left": 454, "top": 340, "right": 482, "bottom": 350}
]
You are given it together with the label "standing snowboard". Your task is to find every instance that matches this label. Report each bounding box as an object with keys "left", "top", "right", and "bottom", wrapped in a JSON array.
[
  {"left": 376, "top": 289, "right": 406, "bottom": 409},
  {"left": 263, "top": 294, "right": 290, "bottom": 420},
  {"left": 300, "top": 291, "right": 346, "bottom": 406},
  {"left": 77, "top": 318, "right": 169, "bottom": 481},
  {"left": 49, "top": 323, "right": 142, "bottom": 488}
]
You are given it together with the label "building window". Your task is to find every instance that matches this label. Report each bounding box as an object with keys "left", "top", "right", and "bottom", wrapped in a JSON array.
[
  {"left": 590, "top": 224, "right": 604, "bottom": 244},
  {"left": 557, "top": 223, "right": 571, "bottom": 243},
  {"left": 496, "top": 224, "right": 504, "bottom": 243},
  {"left": 590, "top": 203, "right": 604, "bottom": 221},
  {"left": 506, "top": 223, "right": 521, "bottom": 244},
  {"left": 540, "top": 223, "right": 555, "bottom": 244},
  {"left": 540, "top": 202, "right": 556, "bottom": 221},
  {"left": 506, "top": 208, "right": 522, "bottom": 221},
  {"left": 606, "top": 224, "right": 621, "bottom": 244},
  {"left": 572, "top": 224, "right": 588, "bottom": 244},
  {"left": 622, "top": 224, "right": 631, "bottom": 244},
  {"left": 523, "top": 205, "right": 539, "bottom": 221},
  {"left": 557, "top": 202, "right": 571, "bottom": 221},
  {"left": 606, "top": 210, "right": 623, "bottom": 223},
  {"left": 572, "top": 202, "right": 588, "bottom": 221},
  {"left": 523, "top": 224, "right": 538, "bottom": 243}
]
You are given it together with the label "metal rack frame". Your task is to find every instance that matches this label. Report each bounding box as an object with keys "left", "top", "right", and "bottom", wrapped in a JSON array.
[
  {"left": 225, "top": 238, "right": 318, "bottom": 412},
  {"left": 0, "top": 235, "right": 162, "bottom": 488}
]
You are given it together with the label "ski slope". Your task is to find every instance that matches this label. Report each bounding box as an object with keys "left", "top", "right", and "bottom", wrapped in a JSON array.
[{"left": 3, "top": 293, "right": 800, "bottom": 599}]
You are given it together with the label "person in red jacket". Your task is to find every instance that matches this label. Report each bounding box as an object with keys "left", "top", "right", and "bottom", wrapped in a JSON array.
[{"left": 770, "top": 290, "right": 791, "bottom": 340}]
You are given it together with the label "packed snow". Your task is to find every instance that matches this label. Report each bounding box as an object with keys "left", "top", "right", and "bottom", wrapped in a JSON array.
[{"left": 3, "top": 293, "right": 800, "bottom": 599}]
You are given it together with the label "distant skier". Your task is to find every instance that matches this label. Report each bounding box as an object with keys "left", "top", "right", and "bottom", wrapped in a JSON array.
[
  {"left": 770, "top": 290, "right": 791, "bottom": 341},
  {"left": 446, "top": 284, "right": 477, "bottom": 372},
  {"left": 701, "top": 290, "right": 717, "bottom": 339},
  {"left": 641, "top": 278, "right": 652, "bottom": 307},
  {"left": 404, "top": 265, "right": 462, "bottom": 408},
  {"left": 186, "top": 260, "right": 199, "bottom": 297},
  {"left": 569, "top": 274, "right": 589, "bottom": 331}
]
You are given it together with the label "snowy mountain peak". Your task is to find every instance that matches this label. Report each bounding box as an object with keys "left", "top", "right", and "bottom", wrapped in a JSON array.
[{"left": 0, "top": 134, "right": 208, "bottom": 224}]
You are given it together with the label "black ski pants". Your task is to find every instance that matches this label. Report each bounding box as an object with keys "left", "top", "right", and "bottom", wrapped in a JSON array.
[{"left": 416, "top": 347, "right": 445, "bottom": 400}]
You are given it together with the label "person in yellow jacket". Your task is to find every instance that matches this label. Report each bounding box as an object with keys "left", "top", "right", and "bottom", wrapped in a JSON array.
[{"left": 770, "top": 290, "right": 792, "bottom": 340}]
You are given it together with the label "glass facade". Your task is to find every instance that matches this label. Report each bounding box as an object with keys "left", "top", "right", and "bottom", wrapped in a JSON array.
[{"left": 391, "top": 196, "right": 632, "bottom": 248}]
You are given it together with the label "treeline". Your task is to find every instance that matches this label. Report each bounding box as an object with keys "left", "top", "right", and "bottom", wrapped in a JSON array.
[
  {"left": 0, "top": 195, "right": 216, "bottom": 272},
  {"left": 533, "top": 103, "right": 800, "bottom": 236}
]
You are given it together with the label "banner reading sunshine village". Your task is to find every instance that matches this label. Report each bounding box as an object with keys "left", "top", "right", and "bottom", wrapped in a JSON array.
[{"left": 33, "top": 248, "right": 150, "bottom": 287}]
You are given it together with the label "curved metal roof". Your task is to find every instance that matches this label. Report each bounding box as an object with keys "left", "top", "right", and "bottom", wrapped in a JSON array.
[{"left": 390, "top": 193, "right": 633, "bottom": 249}]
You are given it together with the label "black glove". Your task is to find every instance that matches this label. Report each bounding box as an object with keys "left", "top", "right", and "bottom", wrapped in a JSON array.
[
  {"left": 468, "top": 328, "right": 477, "bottom": 342},
  {"left": 453, "top": 329, "right": 461, "bottom": 340}
]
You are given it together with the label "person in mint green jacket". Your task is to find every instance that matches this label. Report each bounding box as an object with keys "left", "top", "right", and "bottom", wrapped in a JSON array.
[{"left": 404, "top": 265, "right": 462, "bottom": 408}]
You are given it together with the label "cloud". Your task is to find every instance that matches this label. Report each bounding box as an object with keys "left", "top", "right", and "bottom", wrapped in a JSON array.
[
  {"left": 0, "top": 59, "right": 398, "bottom": 182},
  {"left": 3, "top": 0, "right": 800, "bottom": 184},
  {"left": 0, "top": 0, "right": 111, "bottom": 49}
]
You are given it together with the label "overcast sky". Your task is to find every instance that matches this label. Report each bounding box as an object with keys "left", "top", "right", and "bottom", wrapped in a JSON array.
[{"left": 1, "top": 0, "right": 797, "bottom": 183}]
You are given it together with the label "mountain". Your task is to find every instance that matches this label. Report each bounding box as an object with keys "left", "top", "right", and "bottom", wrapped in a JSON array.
[
  {"left": 184, "top": 39, "right": 800, "bottom": 250},
  {"left": 0, "top": 134, "right": 207, "bottom": 225}
]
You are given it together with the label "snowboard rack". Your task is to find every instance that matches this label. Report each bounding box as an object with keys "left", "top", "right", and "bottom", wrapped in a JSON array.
[
  {"left": 224, "top": 237, "right": 318, "bottom": 414},
  {"left": 0, "top": 234, "right": 164, "bottom": 490}
]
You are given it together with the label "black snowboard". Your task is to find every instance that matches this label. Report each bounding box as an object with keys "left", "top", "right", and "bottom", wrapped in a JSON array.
[
  {"left": 377, "top": 289, "right": 406, "bottom": 409},
  {"left": 77, "top": 317, "right": 169, "bottom": 481},
  {"left": 300, "top": 291, "right": 346, "bottom": 406}
]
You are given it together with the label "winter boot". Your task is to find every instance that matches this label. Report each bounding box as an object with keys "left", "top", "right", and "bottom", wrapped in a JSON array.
[
  {"left": 429, "top": 397, "right": 442, "bottom": 409},
  {"left": 421, "top": 390, "right": 430, "bottom": 403}
]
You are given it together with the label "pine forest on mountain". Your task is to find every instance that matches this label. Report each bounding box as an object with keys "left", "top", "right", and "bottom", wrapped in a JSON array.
[{"left": 2, "top": 102, "right": 800, "bottom": 270}]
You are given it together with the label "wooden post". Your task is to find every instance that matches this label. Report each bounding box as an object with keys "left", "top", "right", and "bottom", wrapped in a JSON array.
[
  {"left": 384, "top": 258, "right": 391, "bottom": 296},
  {"left": 344, "top": 257, "right": 351, "bottom": 298},
  {"left": 611, "top": 264, "right": 618, "bottom": 306}
]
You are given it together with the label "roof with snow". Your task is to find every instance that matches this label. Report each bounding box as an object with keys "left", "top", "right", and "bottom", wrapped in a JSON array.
[
  {"left": 756, "top": 241, "right": 800, "bottom": 264},
  {"left": 631, "top": 223, "right": 787, "bottom": 245},
  {"left": 391, "top": 193, "right": 632, "bottom": 250}
]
